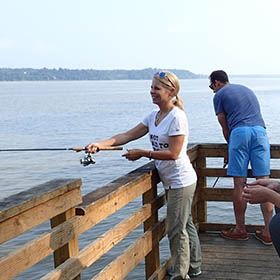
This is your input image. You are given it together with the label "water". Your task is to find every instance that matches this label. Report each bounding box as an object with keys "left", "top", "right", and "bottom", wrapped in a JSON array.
[{"left": 1, "top": 78, "right": 280, "bottom": 279}]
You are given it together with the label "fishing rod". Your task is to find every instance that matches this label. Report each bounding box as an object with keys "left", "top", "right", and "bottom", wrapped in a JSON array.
[
  {"left": 0, "top": 147, "right": 123, "bottom": 152},
  {"left": 0, "top": 146, "right": 123, "bottom": 166},
  {"left": 212, "top": 162, "right": 228, "bottom": 188}
]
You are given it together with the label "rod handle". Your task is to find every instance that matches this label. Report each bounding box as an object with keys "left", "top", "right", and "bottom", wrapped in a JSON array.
[{"left": 72, "top": 146, "right": 123, "bottom": 152}]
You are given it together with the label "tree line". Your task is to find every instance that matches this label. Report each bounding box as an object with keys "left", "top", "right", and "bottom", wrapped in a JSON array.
[{"left": 0, "top": 68, "right": 206, "bottom": 81}]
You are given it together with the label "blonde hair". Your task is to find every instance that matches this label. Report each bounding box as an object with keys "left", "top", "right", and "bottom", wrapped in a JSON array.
[{"left": 154, "top": 71, "right": 184, "bottom": 110}]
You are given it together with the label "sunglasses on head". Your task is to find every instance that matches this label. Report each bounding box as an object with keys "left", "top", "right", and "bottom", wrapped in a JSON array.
[{"left": 154, "top": 71, "right": 175, "bottom": 88}]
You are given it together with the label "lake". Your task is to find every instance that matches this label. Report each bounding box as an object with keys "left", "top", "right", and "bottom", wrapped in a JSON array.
[{"left": 0, "top": 78, "right": 280, "bottom": 279}]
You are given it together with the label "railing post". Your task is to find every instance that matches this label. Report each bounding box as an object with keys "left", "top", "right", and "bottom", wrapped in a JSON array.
[
  {"left": 195, "top": 154, "right": 207, "bottom": 230},
  {"left": 50, "top": 208, "right": 81, "bottom": 280},
  {"left": 142, "top": 170, "right": 160, "bottom": 279}
]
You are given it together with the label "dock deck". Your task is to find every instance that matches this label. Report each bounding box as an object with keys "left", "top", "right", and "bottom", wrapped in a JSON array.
[{"left": 165, "top": 232, "right": 279, "bottom": 280}]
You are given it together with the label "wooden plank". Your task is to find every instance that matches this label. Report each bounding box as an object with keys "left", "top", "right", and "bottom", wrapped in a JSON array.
[
  {"left": 76, "top": 174, "right": 154, "bottom": 234},
  {"left": 199, "top": 222, "right": 265, "bottom": 233},
  {"left": 77, "top": 162, "right": 157, "bottom": 212},
  {"left": 195, "top": 156, "right": 207, "bottom": 224},
  {"left": 196, "top": 143, "right": 228, "bottom": 150},
  {"left": 51, "top": 208, "right": 81, "bottom": 280},
  {"left": 165, "top": 231, "right": 279, "bottom": 280},
  {"left": 92, "top": 218, "right": 166, "bottom": 280},
  {"left": 198, "top": 168, "right": 280, "bottom": 179},
  {"left": 199, "top": 188, "right": 233, "bottom": 202},
  {"left": 270, "top": 144, "right": 280, "bottom": 159},
  {"left": 198, "top": 144, "right": 228, "bottom": 158},
  {"left": 148, "top": 258, "right": 172, "bottom": 280},
  {"left": 197, "top": 232, "right": 279, "bottom": 280},
  {"left": 187, "top": 144, "right": 199, "bottom": 162},
  {"left": 191, "top": 143, "right": 280, "bottom": 159},
  {"left": 41, "top": 202, "right": 165, "bottom": 280},
  {"left": 0, "top": 188, "right": 82, "bottom": 244},
  {"left": 202, "top": 245, "right": 278, "bottom": 256},
  {"left": 0, "top": 216, "right": 80, "bottom": 280},
  {"left": 142, "top": 172, "right": 160, "bottom": 279},
  {"left": 270, "top": 169, "right": 280, "bottom": 178},
  {"left": 0, "top": 179, "right": 82, "bottom": 223},
  {"left": 198, "top": 168, "right": 228, "bottom": 177}
]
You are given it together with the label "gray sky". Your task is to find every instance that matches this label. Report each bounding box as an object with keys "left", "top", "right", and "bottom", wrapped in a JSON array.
[{"left": 1, "top": 0, "right": 279, "bottom": 75}]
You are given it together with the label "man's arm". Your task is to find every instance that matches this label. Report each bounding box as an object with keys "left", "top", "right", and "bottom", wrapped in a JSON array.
[
  {"left": 243, "top": 185, "right": 280, "bottom": 208},
  {"left": 217, "top": 112, "right": 229, "bottom": 142}
]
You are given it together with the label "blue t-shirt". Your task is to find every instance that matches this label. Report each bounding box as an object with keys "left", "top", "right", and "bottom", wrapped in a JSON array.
[{"left": 213, "top": 84, "right": 265, "bottom": 132}]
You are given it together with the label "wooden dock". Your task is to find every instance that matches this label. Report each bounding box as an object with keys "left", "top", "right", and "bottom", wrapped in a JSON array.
[
  {"left": 164, "top": 232, "right": 279, "bottom": 280},
  {"left": 0, "top": 143, "right": 279, "bottom": 280},
  {"left": 198, "top": 232, "right": 279, "bottom": 280}
]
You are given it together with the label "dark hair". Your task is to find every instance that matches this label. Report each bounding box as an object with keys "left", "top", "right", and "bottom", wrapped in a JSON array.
[{"left": 209, "top": 70, "right": 229, "bottom": 84}]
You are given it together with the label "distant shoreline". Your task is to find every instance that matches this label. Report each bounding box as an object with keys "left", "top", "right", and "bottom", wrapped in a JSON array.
[
  {"left": 0, "top": 68, "right": 279, "bottom": 81},
  {"left": 0, "top": 67, "right": 205, "bottom": 81}
]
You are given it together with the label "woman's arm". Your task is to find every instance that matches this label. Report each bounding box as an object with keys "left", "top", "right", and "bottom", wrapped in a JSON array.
[
  {"left": 123, "top": 134, "right": 185, "bottom": 161},
  {"left": 86, "top": 123, "right": 148, "bottom": 153}
]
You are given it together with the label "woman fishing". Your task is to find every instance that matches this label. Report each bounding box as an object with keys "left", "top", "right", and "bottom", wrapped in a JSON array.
[{"left": 86, "top": 71, "right": 202, "bottom": 280}]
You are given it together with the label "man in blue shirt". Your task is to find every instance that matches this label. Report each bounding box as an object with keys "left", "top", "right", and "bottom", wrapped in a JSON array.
[{"left": 209, "top": 70, "right": 273, "bottom": 245}]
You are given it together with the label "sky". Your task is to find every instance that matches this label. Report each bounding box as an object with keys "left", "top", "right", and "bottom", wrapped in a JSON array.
[{"left": 1, "top": 0, "right": 280, "bottom": 75}]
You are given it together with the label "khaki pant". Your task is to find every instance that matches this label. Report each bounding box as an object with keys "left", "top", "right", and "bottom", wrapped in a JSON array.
[{"left": 166, "top": 183, "right": 202, "bottom": 279}]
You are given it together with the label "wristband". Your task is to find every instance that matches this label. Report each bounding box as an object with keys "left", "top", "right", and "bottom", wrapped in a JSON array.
[{"left": 149, "top": 151, "right": 153, "bottom": 160}]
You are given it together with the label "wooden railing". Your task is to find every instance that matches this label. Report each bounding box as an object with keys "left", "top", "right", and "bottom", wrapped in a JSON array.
[
  {"left": 1, "top": 143, "right": 279, "bottom": 280},
  {"left": 191, "top": 143, "right": 280, "bottom": 233}
]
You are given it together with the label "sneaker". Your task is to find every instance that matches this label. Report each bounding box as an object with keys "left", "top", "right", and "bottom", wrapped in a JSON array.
[
  {"left": 255, "top": 230, "right": 272, "bottom": 245},
  {"left": 170, "top": 276, "right": 190, "bottom": 280},
  {"left": 220, "top": 227, "right": 248, "bottom": 241},
  {"left": 188, "top": 270, "right": 202, "bottom": 277},
  {"left": 167, "top": 267, "right": 175, "bottom": 276}
]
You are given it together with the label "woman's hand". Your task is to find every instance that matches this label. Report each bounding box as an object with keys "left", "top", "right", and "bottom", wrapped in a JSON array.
[
  {"left": 122, "top": 149, "right": 143, "bottom": 161},
  {"left": 86, "top": 143, "right": 101, "bottom": 153}
]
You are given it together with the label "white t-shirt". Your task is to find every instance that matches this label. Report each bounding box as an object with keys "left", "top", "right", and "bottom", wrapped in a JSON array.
[{"left": 142, "top": 107, "right": 197, "bottom": 189}]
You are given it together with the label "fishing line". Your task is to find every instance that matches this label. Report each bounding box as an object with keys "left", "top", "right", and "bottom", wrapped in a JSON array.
[{"left": 212, "top": 162, "right": 228, "bottom": 188}]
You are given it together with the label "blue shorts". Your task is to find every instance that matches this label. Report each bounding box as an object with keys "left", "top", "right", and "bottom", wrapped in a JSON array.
[{"left": 227, "top": 126, "right": 270, "bottom": 177}]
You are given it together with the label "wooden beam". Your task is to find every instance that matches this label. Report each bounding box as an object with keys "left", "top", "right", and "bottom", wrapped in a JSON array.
[
  {"left": 199, "top": 222, "right": 265, "bottom": 233},
  {"left": 76, "top": 174, "right": 154, "bottom": 234},
  {"left": 41, "top": 201, "right": 166, "bottom": 280},
  {"left": 270, "top": 144, "right": 280, "bottom": 158},
  {"left": 199, "top": 188, "right": 233, "bottom": 202},
  {"left": 187, "top": 144, "right": 199, "bottom": 162},
  {"left": 197, "top": 168, "right": 228, "bottom": 177},
  {"left": 195, "top": 156, "right": 207, "bottom": 224},
  {"left": 148, "top": 258, "right": 172, "bottom": 280},
  {"left": 76, "top": 162, "right": 158, "bottom": 215},
  {"left": 0, "top": 178, "right": 82, "bottom": 223},
  {"left": 198, "top": 168, "right": 280, "bottom": 179},
  {"left": 0, "top": 187, "right": 82, "bottom": 244},
  {"left": 51, "top": 209, "right": 81, "bottom": 280},
  {"left": 142, "top": 172, "right": 160, "bottom": 279},
  {"left": 0, "top": 215, "right": 80, "bottom": 280},
  {"left": 92, "top": 218, "right": 166, "bottom": 280}
]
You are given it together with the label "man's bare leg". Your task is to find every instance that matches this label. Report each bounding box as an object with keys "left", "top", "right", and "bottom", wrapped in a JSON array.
[
  {"left": 258, "top": 175, "right": 274, "bottom": 238},
  {"left": 233, "top": 176, "right": 247, "bottom": 233}
]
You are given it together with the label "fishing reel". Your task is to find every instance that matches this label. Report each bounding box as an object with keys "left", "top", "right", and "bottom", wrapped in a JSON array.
[{"left": 80, "top": 153, "right": 96, "bottom": 166}]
